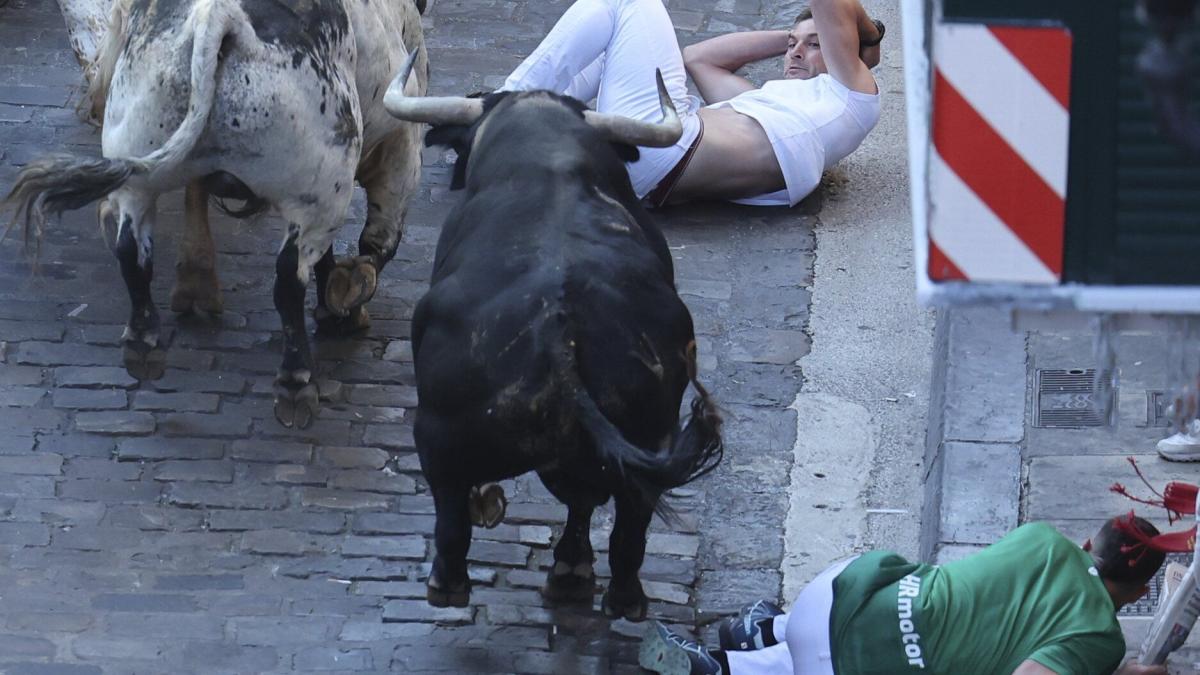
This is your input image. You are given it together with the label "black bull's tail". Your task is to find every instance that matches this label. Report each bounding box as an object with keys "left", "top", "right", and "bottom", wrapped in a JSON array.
[{"left": 574, "top": 375, "right": 724, "bottom": 518}]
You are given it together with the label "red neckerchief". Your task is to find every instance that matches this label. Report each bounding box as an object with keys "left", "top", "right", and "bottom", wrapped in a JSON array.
[{"left": 1109, "top": 457, "right": 1198, "bottom": 555}]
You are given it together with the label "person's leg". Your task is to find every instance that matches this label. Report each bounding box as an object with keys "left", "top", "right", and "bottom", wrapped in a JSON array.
[
  {"left": 503, "top": 0, "right": 689, "bottom": 115},
  {"left": 502, "top": 0, "right": 701, "bottom": 200},
  {"left": 719, "top": 600, "right": 787, "bottom": 651},
  {"left": 590, "top": 0, "right": 691, "bottom": 119},
  {"left": 772, "top": 611, "right": 789, "bottom": 644},
  {"left": 1157, "top": 418, "right": 1200, "bottom": 461},
  {"left": 564, "top": 57, "right": 604, "bottom": 102},
  {"left": 501, "top": 0, "right": 623, "bottom": 93},
  {"left": 588, "top": 0, "right": 703, "bottom": 198},
  {"left": 638, "top": 622, "right": 727, "bottom": 675},
  {"left": 784, "top": 557, "right": 859, "bottom": 675},
  {"left": 725, "top": 644, "right": 794, "bottom": 674}
]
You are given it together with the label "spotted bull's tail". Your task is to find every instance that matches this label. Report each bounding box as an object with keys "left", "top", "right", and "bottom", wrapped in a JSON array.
[
  {"left": 573, "top": 365, "right": 724, "bottom": 515},
  {"left": 3, "top": 0, "right": 247, "bottom": 255},
  {"left": 83, "top": 0, "right": 133, "bottom": 125}
]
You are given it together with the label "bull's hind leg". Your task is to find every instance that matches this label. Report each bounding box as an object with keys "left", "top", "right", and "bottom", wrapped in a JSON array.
[
  {"left": 604, "top": 490, "right": 656, "bottom": 622},
  {"left": 544, "top": 503, "right": 599, "bottom": 603},
  {"left": 106, "top": 189, "right": 167, "bottom": 381},
  {"left": 428, "top": 481, "right": 472, "bottom": 607},
  {"left": 271, "top": 198, "right": 348, "bottom": 428},
  {"left": 313, "top": 246, "right": 368, "bottom": 335},
  {"left": 273, "top": 226, "right": 320, "bottom": 428},
  {"left": 316, "top": 128, "right": 421, "bottom": 333},
  {"left": 169, "top": 180, "right": 223, "bottom": 315},
  {"left": 537, "top": 470, "right": 602, "bottom": 603}
]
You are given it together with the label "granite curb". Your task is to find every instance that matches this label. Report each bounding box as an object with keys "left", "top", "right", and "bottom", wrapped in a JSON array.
[{"left": 920, "top": 307, "right": 1026, "bottom": 563}]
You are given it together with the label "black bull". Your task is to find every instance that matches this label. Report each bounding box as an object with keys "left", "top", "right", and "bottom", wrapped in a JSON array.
[{"left": 411, "top": 91, "right": 723, "bottom": 621}]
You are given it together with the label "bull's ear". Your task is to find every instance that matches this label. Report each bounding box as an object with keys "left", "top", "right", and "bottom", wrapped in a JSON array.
[
  {"left": 609, "top": 142, "right": 640, "bottom": 163},
  {"left": 424, "top": 124, "right": 469, "bottom": 150},
  {"left": 424, "top": 124, "right": 472, "bottom": 190},
  {"left": 448, "top": 162, "right": 468, "bottom": 190}
]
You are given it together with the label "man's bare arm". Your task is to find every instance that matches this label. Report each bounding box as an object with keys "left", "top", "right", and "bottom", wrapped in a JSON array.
[
  {"left": 809, "top": 0, "right": 880, "bottom": 94},
  {"left": 682, "top": 31, "right": 789, "bottom": 103},
  {"left": 1011, "top": 659, "right": 1167, "bottom": 675},
  {"left": 1012, "top": 661, "right": 1058, "bottom": 675}
]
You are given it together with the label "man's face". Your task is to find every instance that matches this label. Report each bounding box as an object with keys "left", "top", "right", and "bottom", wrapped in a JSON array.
[{"left": 783, "top": 19, "right": 827, "bottom": 79}]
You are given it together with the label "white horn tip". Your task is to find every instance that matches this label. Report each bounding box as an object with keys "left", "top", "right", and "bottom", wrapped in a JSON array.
[{"left": 384, "top": 51, "right": 420, "bottom": 118}]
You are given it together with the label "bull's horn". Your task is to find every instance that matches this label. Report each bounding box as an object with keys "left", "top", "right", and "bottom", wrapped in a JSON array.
[
  {"left": 383, "top": 51, "right": 484, "bottom": 125},
  {"left": 583, "top": 69, "right": 682, "bottom": 148}
]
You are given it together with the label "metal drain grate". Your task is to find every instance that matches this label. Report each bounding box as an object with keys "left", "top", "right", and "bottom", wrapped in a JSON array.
[
  {"left": 1119, "top": 552, "right": 1192, "bottom": 616},
  {"left": 1146, "top": 390, "right": 1171, "bottom": 428},
  {"left": 1033, "top": 368, "right": 1109, "bottom": 429}
]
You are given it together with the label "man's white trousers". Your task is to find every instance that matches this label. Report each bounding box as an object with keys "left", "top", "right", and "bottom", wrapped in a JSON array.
[
  {"left": 726, "top": 557, "right": 858, "bottom": 675},
  {"left": 501, "top": 0, "right": 701, "bottom": 198}
]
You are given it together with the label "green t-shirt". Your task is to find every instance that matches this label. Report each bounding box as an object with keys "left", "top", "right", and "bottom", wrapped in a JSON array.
[{"left": 829, "top": 523, "right": 1126, "bottom": 675}]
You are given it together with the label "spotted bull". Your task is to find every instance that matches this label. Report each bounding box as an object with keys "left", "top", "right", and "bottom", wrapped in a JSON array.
[
  {"left": 384, "top": 61, "right": 725, "bottom": 621},
  {"left": 4, "top": 0, "right": 428, "bottom": 428}
]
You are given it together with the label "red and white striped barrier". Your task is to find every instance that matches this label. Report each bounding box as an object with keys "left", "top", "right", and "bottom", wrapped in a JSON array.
[{"left": 928, "top": 24, "right": 1073, "bottom": 284}]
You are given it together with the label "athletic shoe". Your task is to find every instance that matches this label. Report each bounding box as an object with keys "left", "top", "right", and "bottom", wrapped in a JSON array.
[
  {"left": 718, "top": 599, "right": 784, "bottom": 651},
  {"left": 639, "top": 622, "right": 724, "bottom": 675},
  {"left": 1158, "top": 420, "right": 1200, "bottom": 462}
]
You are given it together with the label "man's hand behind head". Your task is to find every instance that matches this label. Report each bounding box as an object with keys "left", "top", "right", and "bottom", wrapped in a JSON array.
[{"left": 859, "top": 43, "right": 880, "bottom": 69}]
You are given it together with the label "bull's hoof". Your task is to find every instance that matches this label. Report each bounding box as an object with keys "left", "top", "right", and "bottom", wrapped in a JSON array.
[
  {"left": 602, "top": 586, "right": 649, "bottom": 622},
  {"left": 169, "top": 264, "right": 223, "bottom": 315},
  {"left": 541, "top": 561, "right": 596, "bottom": 603},
  {"left": 427, "top": 574, "right": 470, "bottom": 608},
  {"left": 123, "top": 341, "right": 166, "bottom": 381},
  {"left": 273, "top": 379, "right": 319, "bottom": 430},
  {"left": 314, "top": 305, "right": 371, "bottom": 337},
  {"left": 468, "top": 483, "right": 507, "bottom": 529},
  {"left": 324, "top": 256, "right": 378, "bottom": 317}
]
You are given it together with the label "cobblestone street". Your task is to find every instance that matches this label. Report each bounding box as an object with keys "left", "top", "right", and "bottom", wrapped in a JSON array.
[{"left": 0, "top": 0, "right": 818, "bottom": 672}]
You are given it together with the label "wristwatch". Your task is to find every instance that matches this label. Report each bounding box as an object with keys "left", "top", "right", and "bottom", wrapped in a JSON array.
[{"left": 861, "top": 19, "right": 886, "bottom": 47}]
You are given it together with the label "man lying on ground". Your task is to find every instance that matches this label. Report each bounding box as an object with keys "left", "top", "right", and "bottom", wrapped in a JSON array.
[
  {"left": 501, "top": 0, "right": 883, "bottom": 207},
  {"left": 640, "top": 515, "right": 1169, "bottom": 675}
]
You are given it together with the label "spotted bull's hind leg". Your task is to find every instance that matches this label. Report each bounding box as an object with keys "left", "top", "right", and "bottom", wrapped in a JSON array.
[
  {"left": 272, "top": 199, "right": 347, "bottom": 429},
  {"left": 108, "top": 189, "right": 167, "bottom": 381},
  {"left": 170, "top": 179, "right": 223, "bottom": 315},
  {"left": 317, "top": 129, "right": 421, "bottom": 333},
  {"left": 313, "top": 245, "right": 369, "bottom": 335}
]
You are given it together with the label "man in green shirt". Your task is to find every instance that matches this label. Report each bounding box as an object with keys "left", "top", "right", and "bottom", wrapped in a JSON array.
[{"left": 640, "top": 515, "right": 1171, "bottom": 675}]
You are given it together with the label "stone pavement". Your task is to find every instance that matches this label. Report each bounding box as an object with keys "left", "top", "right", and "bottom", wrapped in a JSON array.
[
  {"left": 0, "top": 0, "right": 818, "bottom": 672},
  {"left": 924, "top": 308, "right": 1200, "bottom": 674}
]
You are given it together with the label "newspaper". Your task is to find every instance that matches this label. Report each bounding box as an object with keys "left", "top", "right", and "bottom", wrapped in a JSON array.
[
  {"left": 1166, "top": 562, "right": 1189, "bottom": 599},
  {"left": 1141, "top": 562, "right": 1200, "bottom": 665}
]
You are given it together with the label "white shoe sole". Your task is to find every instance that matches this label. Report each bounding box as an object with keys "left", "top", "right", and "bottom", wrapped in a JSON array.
[
  {"left": 639, "top": 628, "right": 693, "bottom": 675},
  {"left": 1157, "top": 449, "right": 1200, "bottom": 462}
]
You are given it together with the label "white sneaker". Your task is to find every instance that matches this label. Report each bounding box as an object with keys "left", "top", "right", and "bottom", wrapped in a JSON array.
[{"left": 1157, "top": 419, "right": 1200, "bottom": 462}]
